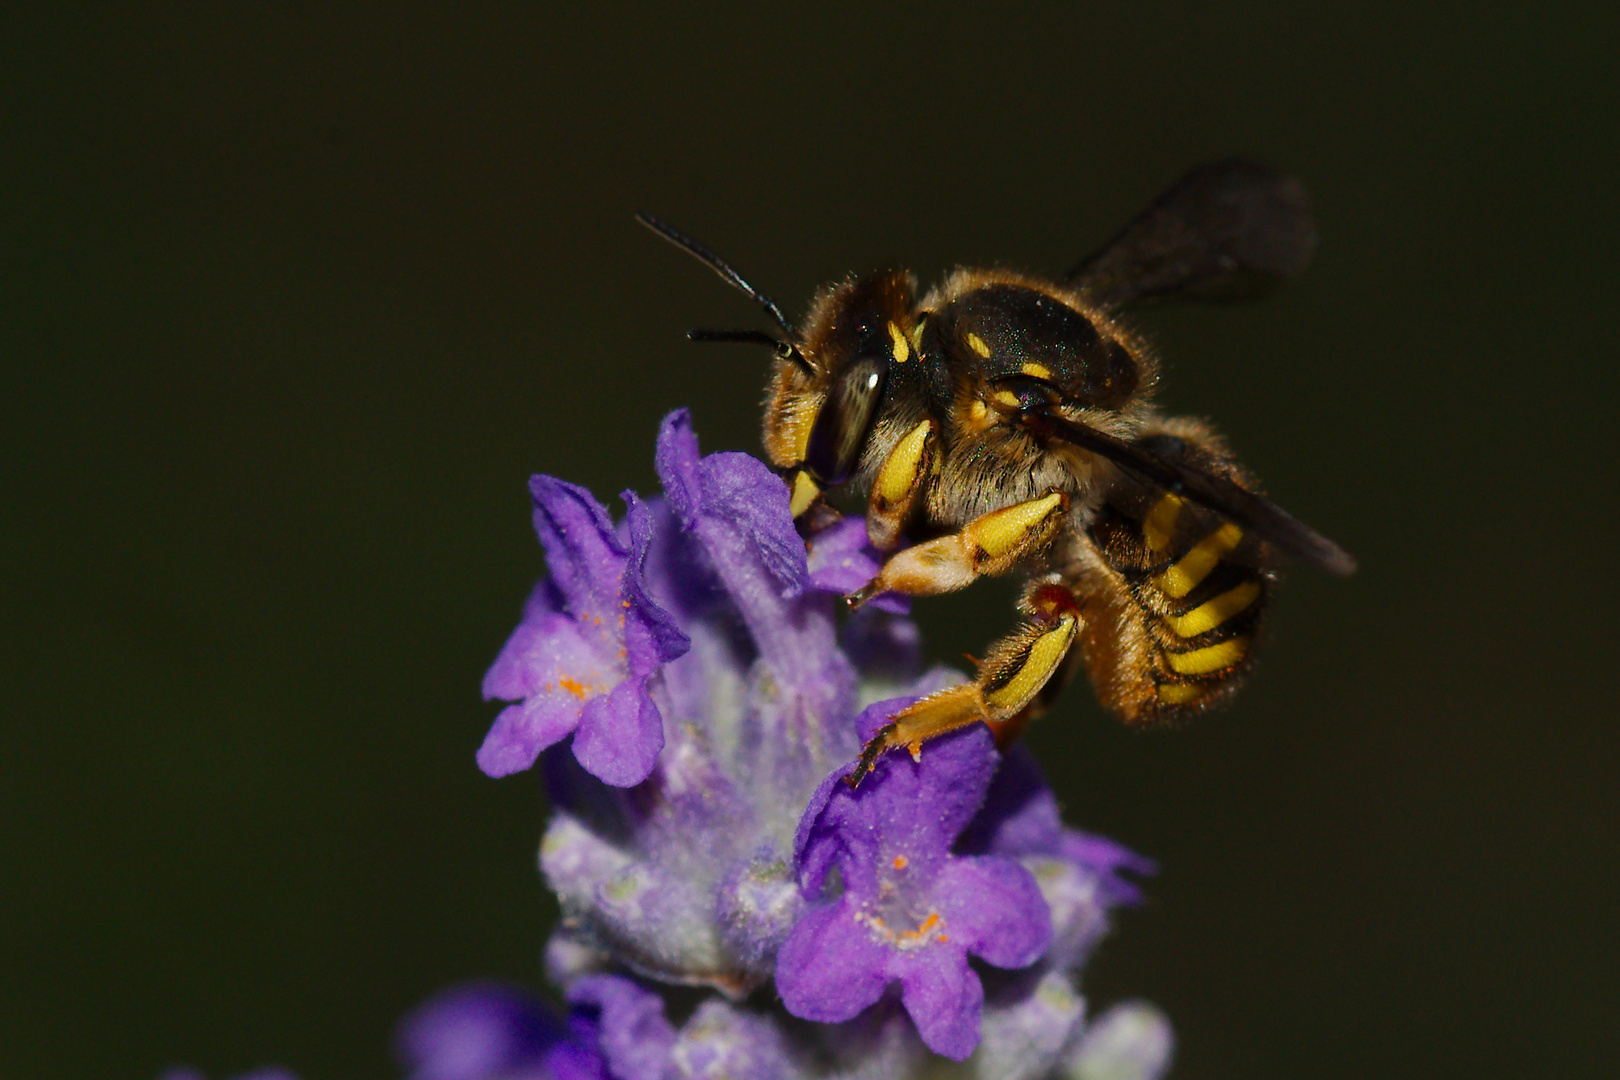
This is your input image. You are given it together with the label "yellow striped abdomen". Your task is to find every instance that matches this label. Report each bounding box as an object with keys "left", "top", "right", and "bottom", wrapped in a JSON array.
[{"left": 1079, "top": 488, "right": 1273, "bottom": 722}]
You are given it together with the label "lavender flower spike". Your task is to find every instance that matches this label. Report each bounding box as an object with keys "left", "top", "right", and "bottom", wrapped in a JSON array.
[{"left": 446, "top": 410, "right": 1172, "bottom": 1078}]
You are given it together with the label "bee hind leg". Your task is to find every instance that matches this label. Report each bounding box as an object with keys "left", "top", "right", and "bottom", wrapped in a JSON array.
[{"left": 847, "top": 582, "right": 1082, "bottom": 786}]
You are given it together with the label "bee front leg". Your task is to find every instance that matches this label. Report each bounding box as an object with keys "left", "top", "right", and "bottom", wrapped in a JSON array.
[
  {"left": 865, "top": 418, "right": 939, "bottom": 550},
  {"left": 848, "top": 581, "right": 1082, "bottom": 786},
  {"left": 847, "top": 490, "right": 1070, "bottom": 606}
]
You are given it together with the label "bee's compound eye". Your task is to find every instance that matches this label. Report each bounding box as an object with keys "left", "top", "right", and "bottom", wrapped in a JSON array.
[{"left": 803, "top": 355, "right": 888, "bottom": 486}]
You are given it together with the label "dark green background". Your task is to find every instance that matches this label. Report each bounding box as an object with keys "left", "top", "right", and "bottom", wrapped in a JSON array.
[{"left": 7, "top": 5, "right": 1617, "bottom": 1078}]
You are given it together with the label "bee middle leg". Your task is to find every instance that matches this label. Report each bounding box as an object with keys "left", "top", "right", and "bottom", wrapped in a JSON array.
[
  {"left": 846, "top": 491, "right": 1070, "bottom": 607},
  {"left": 848, "top": 581, "right": 1082, "bottom": 786}
]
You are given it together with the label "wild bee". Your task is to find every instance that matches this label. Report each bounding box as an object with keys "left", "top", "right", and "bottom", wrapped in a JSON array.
[{"left": 638, "top": 161, "right": 1355, "bottom": 785}]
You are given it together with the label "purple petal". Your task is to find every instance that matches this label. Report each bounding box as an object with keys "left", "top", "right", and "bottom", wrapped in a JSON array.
[
  {"left": 803, "top": 516, "right": 876, "bottom": 592},
  {"left": 655, "top": 411, "right": 805, "bottom": 596},
  {"left": 964, "top": 746, "right": 1155, "bottom": 907},
  {"left": 793, "top": 709, "right": 1002, "bottom": 912},
  {"left": 570, "top": 679, "right": 664, "bottom": 787},
  {"left": 933, "top": 856, "right": 1052, "bottom": 969},
  {"left": 566, "top": 976, "right": 675, "bottom": 1080},
  {"left": 619, "top": 494, "right": 692, "bottom": 671},
  {"left": 792, "top": 755, "right": 883, "bottom": 899},
  {"left": 476, "top": 693, "right": 584, "bottom": 778},
  {"left": 528, "top": 476, "right": 627, "bottom": 623},
  {"left": 480, "top": 584, "right": 566, "bottom": 701},
  {"left": 1060, "top": 829, "right": 1158, "bottom": 907},
  {"left": 656, "top": 411, "right": 840, "bottom": 686},
  {"left": 840, "top": 712, "right": 999, "bottom": 857},
  {"left": 804, "top": 516, "right": 909, "bottom": 614},
  {"left": 653, "top": 409, "right": 704, "bottom": 524},
  {"left": 959, "top": 745, "right": 1064, "bottom": 857},
  {"left": 395, "top": 981, "right": 565, "bottom": 1080},
  {"left": 775, "top": 901, "right": 893, "bottom": 1023},
  {"left": 699, "top": 450, "right": 807, "bottom": 594},
  {"left": 896, "top": 948, "right": 984, "bottom": 1061},
  {"left": 480, "top": 608, "right": 605, "bottom": 702}
]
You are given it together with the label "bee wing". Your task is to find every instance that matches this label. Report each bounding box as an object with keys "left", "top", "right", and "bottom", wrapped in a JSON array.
[
  {"left": 1019, "top": 409, "right": 1356, "bottom": 576},
  {"left": 1065, "top": 161, "right": 1317, "bottom": 311}
]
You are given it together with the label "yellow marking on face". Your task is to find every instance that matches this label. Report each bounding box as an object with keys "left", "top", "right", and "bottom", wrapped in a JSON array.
[
  {"left": 789, "top": 471, "right": 821, "bottom": 518},
  {"left": 1154, "top": 522, "right": 1244, "bottom": 598},
  {"left": 791, "top": 396, "right": 823, "bottom": 464},
  {"left": 1165, "top": 635, "right": 1249, "bottom": 676},
  {"left": 969, "top": 399, "right": 988, "bottom": 421},
  {"left": 876, "top": 419, "right": 933, "bottom": 504},
  {"left": 888, "top": 322, "right": 910, "bottom": 364},
  {"left": 1166, "top": 580, "right": 1262, "bottom": 638},
  {"left": 1020, "top": 362, "right": 1051, "bottom": 379},
  {"left": 985, "top": 614, "right": 1078, "bottom": 710},
  {"left": 1156, "top": 682, "right": 1206, "bottom": 705},
  {"left": 976, "top": 493, "right": 1064, "bottom": 558},
  {"left": 966, "top": 332, "right": 992, "bottom": 358},
  {"left": 1142, "top": 494, "right": 1184, "bottom": 553},
  {"left": 909, "top": 318, "right": 926, "bottom": 350},
  {"left": 992, "top": 389, "right": 1021, "bottom": 409}
]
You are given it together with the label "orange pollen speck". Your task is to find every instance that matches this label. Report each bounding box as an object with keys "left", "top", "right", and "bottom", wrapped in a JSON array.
[
  {"left": 558, "top": 676, "right": 588, "bottom": 699},
  {"left": 892, "top": 855, "right": 908, "bottom": 870},
  {"left": 855, "top": 906, "right": 946, "bottom": 951}
]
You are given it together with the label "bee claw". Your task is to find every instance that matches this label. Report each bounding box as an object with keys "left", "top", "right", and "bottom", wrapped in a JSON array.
[
  {"left": 845, "top": 579, "right": 881, "bottom": 609},
  {"left": 847, "top": 722, "right": 897, "bottom": 786}
]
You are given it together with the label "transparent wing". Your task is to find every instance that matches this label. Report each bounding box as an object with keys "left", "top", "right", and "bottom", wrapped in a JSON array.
[
  {"left": 1018, "top": 408, "right": 1356, "bottom": 575},
  {"left": 1065, "top": 161, "right": 1317, "bottom": 310}
]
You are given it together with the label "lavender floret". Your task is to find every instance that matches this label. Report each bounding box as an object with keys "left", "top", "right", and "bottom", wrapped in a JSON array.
[{"left": 778, "top": 715, "right": 1051, "bottom": 1060}]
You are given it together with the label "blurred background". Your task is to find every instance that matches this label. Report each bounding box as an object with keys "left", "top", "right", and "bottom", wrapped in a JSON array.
[{"left": 6, "top": 4, "right": 1617, "bottom": 1078}]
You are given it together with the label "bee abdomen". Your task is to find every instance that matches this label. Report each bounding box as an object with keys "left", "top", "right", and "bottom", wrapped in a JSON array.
[
  {"left": 1076, "top": 468, "right": 1274, "bottom": 722},
  {"left": 1120, "top": 495, "right": 1271, "bottom": 714}
]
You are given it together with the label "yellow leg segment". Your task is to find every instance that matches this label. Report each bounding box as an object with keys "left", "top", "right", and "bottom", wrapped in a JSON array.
[
  {"left": 788, "top": 470, "right": 822, "bottom": 519},
  {"left": 848, "top": 602, "right": 1080, "bottom": 786},
  {"left": 847, "top": 491, "right": 1069, "bottom": 607},
  {"left": 866, "top": 419, "right": 938, "bottom": 550}
]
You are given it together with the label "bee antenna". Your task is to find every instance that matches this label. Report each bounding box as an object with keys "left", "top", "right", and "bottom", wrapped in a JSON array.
[
  {"left": 635, "top": 213, "right": 814, "bottom": 375},
  {"left": 687, "top": 328, "right": 816, "bottom": 377}
]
